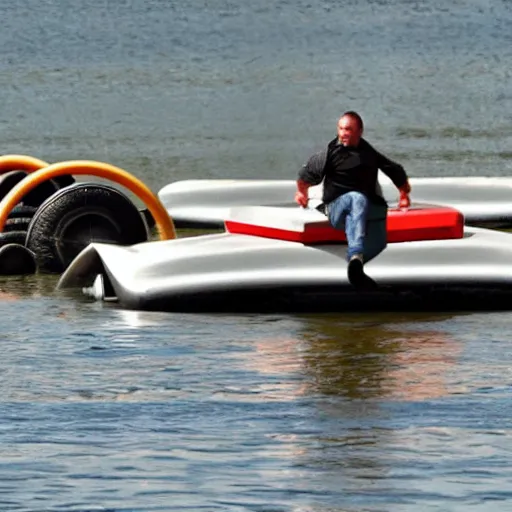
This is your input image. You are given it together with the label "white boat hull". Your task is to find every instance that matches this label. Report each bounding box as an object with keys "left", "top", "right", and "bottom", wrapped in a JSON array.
[
  {"left": 58, "top": 224, "right": 512, "bottom": 312},
  {"left": 158, "top": 176, "right": 512, "bottom": 228}
]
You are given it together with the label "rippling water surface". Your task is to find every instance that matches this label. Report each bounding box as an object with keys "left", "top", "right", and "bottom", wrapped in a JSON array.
[
  {"left": 2, "top": 279, "right": 512, "bottom": 511},
  {"left": 1, "top": 0, "right": 512, "bottom": 187},
  {"left": 1, "top": 0, "right": 512, "bottom": 510}
]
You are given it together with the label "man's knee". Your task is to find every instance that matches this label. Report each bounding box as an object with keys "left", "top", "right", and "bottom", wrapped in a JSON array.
[{"left": 347, "top": 191, "right": 368, "bottom": 211}]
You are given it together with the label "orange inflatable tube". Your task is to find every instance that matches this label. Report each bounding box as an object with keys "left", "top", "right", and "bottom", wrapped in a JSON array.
[
  {"left": 0, "top": 160, "right": 176, "bottom": 240},
  {"left": 0, "top": 154, "right": 49, "bottom": 174}
]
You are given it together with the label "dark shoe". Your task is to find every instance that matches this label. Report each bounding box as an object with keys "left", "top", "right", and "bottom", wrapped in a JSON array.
[
  {"left": 348, "top": 254, "right": 378, "bottom": 290},
  {"left": 347, "top": 254, "right": 365, "bottom": 287}
]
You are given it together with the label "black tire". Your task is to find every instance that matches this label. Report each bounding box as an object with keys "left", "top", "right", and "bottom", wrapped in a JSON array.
[
  {"left": 0, "top": 231, "right": 27, "bottom": 247},
  {"left": 0, "top": 243, "right": 36, "bottom": 275},
  {"left": 4, "top": 217, "right": 32, "bottom": 232},
  {"left": 21, "top": 177, "right": 60, "bottom": 208},
  {"left": 0, "top": 170, "right": 75, "bottom": 209},
  {"left": 0, "top": 171, "right": 27, "bottom": 201},
  {"left": 139, "top": 207, "right": 156, "bottom": 230},
  {"left": 3, "top": 205, "right": 37, "bottom": 243},
  {"left": 8, "top": 205, "right": 38, "bottom": 219},
  {"left": 0, "top": 169, "right": 60, "bottom": 207},
  {"left": 26, "top": 182, "right": 149, "bottom": 273},
  {"left": 52, "top": 174, "right": 75, "bottom": 189}
]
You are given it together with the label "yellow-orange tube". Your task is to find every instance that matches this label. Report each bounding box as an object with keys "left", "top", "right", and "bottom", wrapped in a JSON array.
[
  {"left": 0, "top": 160, "right": 176, "bottom": 240},
  {"left": 0, "top": 154, "right": 49, "bottom": 174}
]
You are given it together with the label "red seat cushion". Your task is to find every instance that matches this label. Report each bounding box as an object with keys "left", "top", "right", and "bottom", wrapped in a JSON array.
[{"left": 225, "top": 205, "right": 464, "bottom": 243}]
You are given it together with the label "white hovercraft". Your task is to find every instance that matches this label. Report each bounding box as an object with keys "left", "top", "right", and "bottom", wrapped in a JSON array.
[{"left": 1, "top": 154, "right": 512, "bottom": 312}]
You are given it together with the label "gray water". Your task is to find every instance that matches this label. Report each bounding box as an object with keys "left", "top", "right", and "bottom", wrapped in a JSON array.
[
  {"left": 1, "top": 1, "right": 512, "bottom": 510},
  {"left": 2, "top": 0, "right": 512, "bottom": 188}
]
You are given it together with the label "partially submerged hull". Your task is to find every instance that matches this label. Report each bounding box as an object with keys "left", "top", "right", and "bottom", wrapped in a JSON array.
[
  {"left": 58, "top": 224, "right": 512, "bottom": 313},
  {"left": 3, "top": 153, "right": 512, "bottom": 304},
  {"left": 45, "top": 174, "right": 512, "bottom": 313},
  {"left": 158, "top": 176, "right": 512, "bottom": 228}
]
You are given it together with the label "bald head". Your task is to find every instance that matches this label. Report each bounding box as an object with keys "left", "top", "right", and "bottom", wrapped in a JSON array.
[{"left": 337, "top": 111, "right": 364, "bottom": 147}]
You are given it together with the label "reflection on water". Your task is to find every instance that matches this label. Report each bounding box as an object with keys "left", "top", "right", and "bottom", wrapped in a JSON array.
[
  {"left": 0, "top": 273, "right": 60, "bottom": 299},
  {"left": 299, "top": 314, "right": 464, "bottom": 403},
  {"left": 240, "top": 313, "right": 465, "bottom": 404},
  {"left": 0, "top": 289, "right": 17, "bottom": 301},
  {"left": 385, "top": 331, "right": 463, "bottom": 401},
  {"left": 220, "top": 312, "right": 496, "bottom": 509},
  {"left": 1, "top": 294, "right": 512, "bottom": 510}
]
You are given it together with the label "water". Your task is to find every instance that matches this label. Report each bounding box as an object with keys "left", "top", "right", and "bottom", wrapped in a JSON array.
[
  {"left": 1, "top": 1, "right": 512, "bottom": 510},
  {"left": 1, "top": 0, "right": 512, "bottom": 188},
  {"left": 2, "top": 287, "right": 512, "bottom": 511}
]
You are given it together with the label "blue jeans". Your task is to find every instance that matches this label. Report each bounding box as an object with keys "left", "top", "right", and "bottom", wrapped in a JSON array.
[{"left": 327, "top": 191, "right": 387, "bottom": 262}]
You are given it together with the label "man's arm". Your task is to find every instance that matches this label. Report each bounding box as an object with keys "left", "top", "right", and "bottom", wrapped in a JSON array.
[
  {"left": 373, "top": 147, "right": 411, "bottom": 208},
  {"left": 295, "top": 150, "right": 327, "bottom": 207}
]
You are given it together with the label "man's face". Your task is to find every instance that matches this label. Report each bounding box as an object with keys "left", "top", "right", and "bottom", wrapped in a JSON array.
[{"left": 337, "top": 115, "right": 362, "bottom": 147}]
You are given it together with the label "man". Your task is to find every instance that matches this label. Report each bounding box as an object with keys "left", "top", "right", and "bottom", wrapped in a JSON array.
[{"left": 295, "top": 111, "right": 411, "bottom": 288}]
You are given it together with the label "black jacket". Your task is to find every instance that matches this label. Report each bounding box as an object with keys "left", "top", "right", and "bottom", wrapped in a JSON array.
[{"left": 298, "top": 137, "right": 408, "bottom": 205}]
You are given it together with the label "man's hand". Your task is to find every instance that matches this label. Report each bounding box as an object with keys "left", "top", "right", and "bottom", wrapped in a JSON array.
[
  {"left": 295, "top": 179, "right": 311, "bottom": 208},
  {"left": 398, "top": 180, "right": 411, "bottom": 209},
  {"left": 295, "top": 191, "right": 308, "bottom": 207},
  {"left": 398, "top": 191, "right": 410, "bottom": 209}
]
